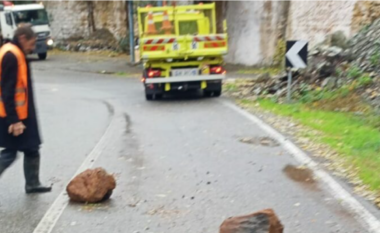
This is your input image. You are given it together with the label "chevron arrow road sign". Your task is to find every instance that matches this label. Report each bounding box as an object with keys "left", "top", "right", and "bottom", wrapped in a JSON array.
[{"left": 285, "top": 40, "right": 308, "bottom": 69}]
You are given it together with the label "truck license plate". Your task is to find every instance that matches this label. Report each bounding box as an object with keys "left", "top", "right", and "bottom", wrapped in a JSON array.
[{"left": 172, "top": 68, "right": 198, "bottom": 77}]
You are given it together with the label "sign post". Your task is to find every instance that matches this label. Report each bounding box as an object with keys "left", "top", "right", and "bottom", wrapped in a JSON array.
[
  {"left": 128, "top": 0, "right": 135, "bottom": 63},
  {"left": 286, "top": 68, "right": 292, "bottom": 103},
  {"left": 285, "top": 40, "right": 308, "bottom": 103}
]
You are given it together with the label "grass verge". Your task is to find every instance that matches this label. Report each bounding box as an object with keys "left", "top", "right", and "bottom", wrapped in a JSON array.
[
  {"left": 240, "top": 97, "right": 380, "bottom": 192},
  {"left": 237, "top": 66, "right": 282, "bottom": 75}
]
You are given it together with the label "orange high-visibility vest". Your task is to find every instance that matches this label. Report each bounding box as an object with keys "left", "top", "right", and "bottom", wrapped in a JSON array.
[{"left": 0, "top": 43, "right": 28, "bottom": 120}]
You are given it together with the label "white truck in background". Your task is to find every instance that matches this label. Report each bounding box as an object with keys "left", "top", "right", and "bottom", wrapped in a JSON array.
[{"left": 0, "top": 2, "right": 53, "bottom": 60}]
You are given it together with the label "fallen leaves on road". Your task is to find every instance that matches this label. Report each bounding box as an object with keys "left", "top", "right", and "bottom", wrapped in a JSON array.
[
  {"left": 235, "top": 98, "right": 380, "bottom": 208},
  {"left": 127, "top": 199, "right": 140, "bottom": 208},
  {"left": 155, "top": 194, "right": 167, "bottom": 198},
  {"left": 145, "top": 206, "right": 185, "bottom": 219},
  {"left": 283, "top": 165, "right": 315, "bottom": 184},
  {"left": 239, "top": 136, "right": 280, "bottom": 147},
  {"left": 260, "top": 137, "right": 280, "bottom": 147},
  {"left": 239, "top": 137, "right": 256, "bottom": 144},
  {"left": 80, "top": 203, "right": 109, "bottom": 212}
]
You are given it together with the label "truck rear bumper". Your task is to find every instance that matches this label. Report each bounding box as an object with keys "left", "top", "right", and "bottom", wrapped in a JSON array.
[{"left": 145, "top": 74, "right": 225, "bottom": 84}]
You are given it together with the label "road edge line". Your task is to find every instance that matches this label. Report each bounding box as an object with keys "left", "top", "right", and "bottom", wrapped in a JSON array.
[
  {"left": 221, "top": 99, "right": 380, "bottom": 233},
  {"left": 33, "top": 103, "right": 118, "bottom": 233}
]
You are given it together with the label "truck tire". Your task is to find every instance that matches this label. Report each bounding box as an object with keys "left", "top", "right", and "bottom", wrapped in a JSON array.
[
  {"left": 146, "top": 94, "right": 153, "bottom": 101},
  {"left": 145, "top": 93, "right": 163, "bottom": 100},
  {"left": 213, "top": 90, "right": 222, "bottom": 97},
  {"left": 38, "top": 53, "right": 47, "bottom": 60},
  {"left": 204, "top": 89, "right": 221, "bottom": 97},
  {"left": 145, "top": 93, "right": 162, "bottom": 101}
]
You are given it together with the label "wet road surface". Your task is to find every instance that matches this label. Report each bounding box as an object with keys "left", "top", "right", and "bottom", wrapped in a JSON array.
[{"left": 0, "top": 53, "right": 378, "bottom": 233}]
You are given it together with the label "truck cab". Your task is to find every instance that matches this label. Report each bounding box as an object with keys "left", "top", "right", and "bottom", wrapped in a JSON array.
[
  {"left": 138, "top": 3, "right": 228, "bottom": 100},
  {"left": 0, "top": 3, "right": 53, "bottom": 60}
]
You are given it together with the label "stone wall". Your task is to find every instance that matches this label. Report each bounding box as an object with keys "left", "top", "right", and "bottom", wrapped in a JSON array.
[
  {"left": 92, "top": 1, "right": 127, "bottom": 39},
  {"left": 286, "top": 1, "right": 356, "bottom": 46},
  {"left": 225, "top": 1, "right": 361, "bottom": 66},
  {"left": 351, "top": 1, "right": 380, "bottom": 34},
  {"left": 43, "top": 0, "right": 380, "bottom": 65},
  {"left": 225, "top": 0, "right": 380, "bottom": 66},
  {"left": 44, "top": 1, "right": 127, "bottom": 40},
  {"left": 44, "top": 1, "right": 88, "bottom": 39},
  {"left": 225, "top": 1, "right": 285, "bottom": 66}
]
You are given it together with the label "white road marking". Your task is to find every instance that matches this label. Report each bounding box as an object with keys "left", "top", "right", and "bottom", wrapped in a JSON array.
[
  {"left": 33, "top": 108, "right": 121, "bottom": 233},
  {"left": 221, "top": 100, "right": 380, "bottom": 233}
]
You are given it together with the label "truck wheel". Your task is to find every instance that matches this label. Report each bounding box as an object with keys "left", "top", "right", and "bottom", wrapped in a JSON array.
[
  {"left": 146, "top": 94, "right": 153, "bottom": 101},
  {"left": 213, "top": 90, "right": 222, "bottom": 97},
  {"left": 204, "top": 89, "right": 222, "bottom": 97},
  {"left": 155, "top": 94, "right": 163, "bottom": 100},
  {"left": 204, "top": 91, "right": 212, "bottom": 97},
  {"left": 146, "top": 93, "right": 162, "bottom": 101},
  {"left": 38, "top": 53, "right": 47, "bottom": 60}
]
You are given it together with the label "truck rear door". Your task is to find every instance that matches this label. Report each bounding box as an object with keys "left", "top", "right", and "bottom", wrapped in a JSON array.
[{"left": 138, "top": 3, "right": 227, "bottom": 61}]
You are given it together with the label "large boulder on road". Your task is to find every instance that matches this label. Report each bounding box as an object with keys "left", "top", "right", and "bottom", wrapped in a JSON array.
[
  {"left": 220, "top": 209, "right": 284, "bottom": 233},
  {"left": 66, "top": 167, "right": 116, "bottom": 203}
]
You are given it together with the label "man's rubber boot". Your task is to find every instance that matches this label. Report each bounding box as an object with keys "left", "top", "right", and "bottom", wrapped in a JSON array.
[
  {"left": 0, "top": 149, "right": 17, "bottom": 177},
  {"left": 0, "top": 159, "right": 12, "bottom": 177},
  {"left": 24, "top": 153, "right": 52, "bottom": 194}
]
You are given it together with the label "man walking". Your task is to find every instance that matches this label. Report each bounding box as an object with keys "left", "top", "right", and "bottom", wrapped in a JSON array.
[{"left": 0, "top": 24, "right": 51, "bottom": 193}]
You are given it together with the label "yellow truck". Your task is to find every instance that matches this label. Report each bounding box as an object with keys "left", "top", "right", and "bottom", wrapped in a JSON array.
[{"left": 137, "top": 3, "right": 228, "bottom": 100}]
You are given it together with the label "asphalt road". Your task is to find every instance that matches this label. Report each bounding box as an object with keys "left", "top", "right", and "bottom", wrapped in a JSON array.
[{"left": 0, "top": 53, "right": 378, "bottom": 233}]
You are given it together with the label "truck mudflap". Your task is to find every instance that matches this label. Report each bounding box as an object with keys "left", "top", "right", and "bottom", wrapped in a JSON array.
[{"left": 144, "top": 74, "right": 225, "bottom": 84}]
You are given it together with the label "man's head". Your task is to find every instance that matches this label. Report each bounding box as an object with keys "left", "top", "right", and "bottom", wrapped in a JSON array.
[{"left": 13, "top": 24, "right": 36, "bottom": 54}]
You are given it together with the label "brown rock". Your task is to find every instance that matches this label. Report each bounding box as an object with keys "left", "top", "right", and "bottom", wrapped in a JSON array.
[
  {"left": 220, "top": 209, "right": 284, "bottom": 233},
  {"left": 66, "top": 167, "right": 116, "bottom": 203}
]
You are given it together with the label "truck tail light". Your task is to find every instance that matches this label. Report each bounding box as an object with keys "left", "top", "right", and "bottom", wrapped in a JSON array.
[
  {"left": 148, "top": 69, "right": 161, "bottom": 78},
  {"left": 210, "top": 66, "right": 225, "bottom": 74}
]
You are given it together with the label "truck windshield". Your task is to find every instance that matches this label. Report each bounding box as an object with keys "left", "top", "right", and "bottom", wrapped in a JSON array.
[{"left": 13, "top": 9, "right": 49, "bottom": 26}]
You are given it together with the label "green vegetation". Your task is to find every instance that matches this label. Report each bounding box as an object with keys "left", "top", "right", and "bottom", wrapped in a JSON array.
[
  {"left": 357, "top": 74, "right": 373, "bottom": 87},
  {"left": 119, "top": 36, "right": 130, "bottom": 54},
  {"left": 237, "top": 66, "right": 282, "bottom": 76},
  {"left": 240, "top": 97, "right": 380, "bottom": 191},
  {"left": 359, "top": 23, "right": 371, "bottom": 34},
  {"left": 224, "top": 82, "right": 238, "bottom": 92},
  {"left": 370, "top": 50, "right": 380, "bottom": 66},
  {"left": 115, "top": 71, "right": 128, "bottom": 76},
  {"left": 225, "top": 69, "right": 380, "bottom": 192},
  {"left": 347, "top": 65, "right": 363, "bottom": 79},
  {"left": 297, "top": 86, "right": 349, "bottom": 104},
  {"left": 114, "top": 71, "right": 140, "bottom": 77},
  {"left": 273, "top": 39, "right": 286, "bottom": 68}
]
